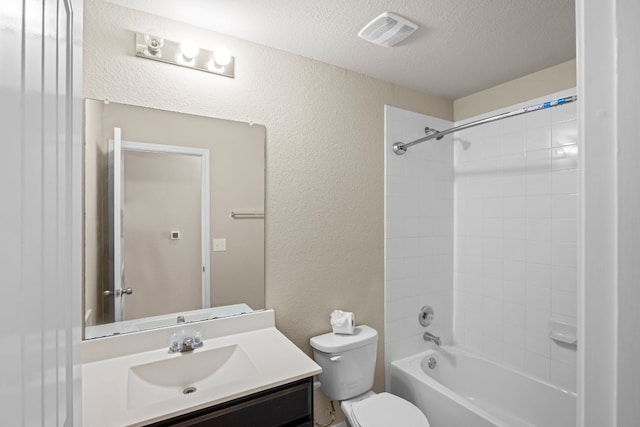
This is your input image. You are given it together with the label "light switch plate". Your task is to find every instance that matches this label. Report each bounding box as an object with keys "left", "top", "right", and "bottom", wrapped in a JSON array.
[{"left": 213, "top": 238, "right": 227, "bottom": 252}]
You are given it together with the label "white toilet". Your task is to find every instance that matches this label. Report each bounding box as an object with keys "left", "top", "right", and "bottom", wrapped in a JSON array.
[{"left": 310, "top": 325, "right": 430, "bottom": 427}]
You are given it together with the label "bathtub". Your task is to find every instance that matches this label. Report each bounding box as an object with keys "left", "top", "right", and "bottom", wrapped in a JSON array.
[{"left": 390, "top": 346, "right": 576, "bottom": 427}]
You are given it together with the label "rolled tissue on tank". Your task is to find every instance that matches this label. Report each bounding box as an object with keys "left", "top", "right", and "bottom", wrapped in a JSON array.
[{"left": 331, "top": 310, "right": 355, "bottom": 335}]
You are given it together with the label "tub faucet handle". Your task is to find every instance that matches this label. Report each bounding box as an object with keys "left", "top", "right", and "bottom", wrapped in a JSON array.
[{"left": 419, "top": 306, "right": 434, "bottom": 327}]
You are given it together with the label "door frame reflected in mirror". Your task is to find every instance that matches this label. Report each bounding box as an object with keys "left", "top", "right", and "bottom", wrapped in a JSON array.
[{"left": 107, "top": 134, "right": 211, "bottom": 322}]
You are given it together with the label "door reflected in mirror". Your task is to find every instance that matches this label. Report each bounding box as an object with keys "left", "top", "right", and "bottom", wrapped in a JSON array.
[
  {"left": 109, "top": 140, "right": 211, "bottom": 323},
  {"left": 84, "top": 100, "right": 265, "bottom": 339}
]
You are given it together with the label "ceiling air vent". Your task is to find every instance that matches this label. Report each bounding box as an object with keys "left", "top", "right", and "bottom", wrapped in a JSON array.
[{"left": 358, "top": 12, "right": 419, "bottom": 47}]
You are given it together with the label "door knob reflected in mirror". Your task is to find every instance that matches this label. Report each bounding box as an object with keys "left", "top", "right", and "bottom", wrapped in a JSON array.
[{"left": 103, "top": 288, "right": 134, "bottom": 297}]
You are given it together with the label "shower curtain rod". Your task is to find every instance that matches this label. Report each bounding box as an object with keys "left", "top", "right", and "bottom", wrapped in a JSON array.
[{"left": 392, "top": 95, "right": 577, "bottom": 155}]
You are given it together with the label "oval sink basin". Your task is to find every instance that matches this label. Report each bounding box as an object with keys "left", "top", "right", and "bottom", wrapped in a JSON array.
[{"left": 127, "top": 344, "right": 258, "bottom": 408}]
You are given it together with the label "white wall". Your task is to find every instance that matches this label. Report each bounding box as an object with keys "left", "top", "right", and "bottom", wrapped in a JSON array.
[
  {"left": 577, "top": 0, "right": 640, "bottom": 425},
  {"left": 384, "top": 106, "right": 454, "bottom": 386},
  {"left": 0, "top": 0, "right": 83, "bottom": 424},
  {"left": 614, "top": 0, "right": 640, "bottom": 424},
  {"left": 454, "top": 90, "right": 578, "bottom": 391}
]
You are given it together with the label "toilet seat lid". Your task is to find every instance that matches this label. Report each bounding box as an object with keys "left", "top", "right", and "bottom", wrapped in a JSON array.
[{"left": 351, "top": 392, "right": 430, "bottom": 427}]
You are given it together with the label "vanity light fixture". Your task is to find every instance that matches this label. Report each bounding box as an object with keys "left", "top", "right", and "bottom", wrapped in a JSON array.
[{"left": 135, "top": 32, "right": 235, "bottom": 78}]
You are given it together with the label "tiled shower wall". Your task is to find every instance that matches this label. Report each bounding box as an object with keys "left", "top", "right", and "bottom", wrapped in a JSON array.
[
  {"left": 384, "top": 106, "right": 454, "bottom": 386},
  {"left": 453, "top": 89, "right": 578, "bottom": 391}
]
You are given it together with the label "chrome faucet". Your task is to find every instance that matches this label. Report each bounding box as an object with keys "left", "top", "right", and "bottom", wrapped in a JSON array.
[
  {"left": 177, "top": 315, "right": 185, "bottom": 324},
  {"left": 423, "top": 331, "right": 441, "bottom": 346},
  {"left": 169, "top": 330, "right": 203, "bottom": 353}
]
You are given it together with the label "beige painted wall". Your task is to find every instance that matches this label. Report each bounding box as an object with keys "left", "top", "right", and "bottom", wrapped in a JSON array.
[
  {"left": 83, "top": 0, "right": 452, "bottom": 421},
  {"left": 454, "top": 59, "right": 577, "bottom": 120}
]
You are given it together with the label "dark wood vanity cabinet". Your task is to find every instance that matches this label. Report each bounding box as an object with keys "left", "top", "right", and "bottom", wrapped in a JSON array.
[{"left": 147, "top": 377, "right": 313, "bottom": 427}]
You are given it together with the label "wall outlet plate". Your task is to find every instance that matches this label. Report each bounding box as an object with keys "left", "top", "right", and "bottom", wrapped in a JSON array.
[{"left": 213, "top": 238, "right": 227, "bottom": 252}]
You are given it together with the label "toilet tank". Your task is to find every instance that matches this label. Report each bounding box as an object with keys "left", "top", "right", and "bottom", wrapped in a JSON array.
[{"left": 310, "top": 325, "right": 378, "bottom": 401}]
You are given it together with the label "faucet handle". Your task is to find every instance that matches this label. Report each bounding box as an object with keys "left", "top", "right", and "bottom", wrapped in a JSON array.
[
  {"left": 169, "top": 332, "right": 182, "bottom": 353},
  {"left": 193, "top": 329, "right": 203, "bottom": 347}
]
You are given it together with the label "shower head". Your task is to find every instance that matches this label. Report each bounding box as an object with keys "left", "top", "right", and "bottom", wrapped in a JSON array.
[{"left": 456, "top": 138, "right": 472, "bottom": 150}]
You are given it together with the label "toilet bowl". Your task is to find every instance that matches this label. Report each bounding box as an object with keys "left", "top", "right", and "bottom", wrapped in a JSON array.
[{"left": 310, "top": 325, "right": 430, "bottom": 427}]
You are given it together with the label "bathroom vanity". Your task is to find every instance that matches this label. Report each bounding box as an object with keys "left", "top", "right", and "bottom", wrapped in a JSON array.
[
  {"left": 148, "top": 377, "right": 313, "bottom": 426},
  {"left": 82, "top": 310, "right": 321, "bottom": 426}
]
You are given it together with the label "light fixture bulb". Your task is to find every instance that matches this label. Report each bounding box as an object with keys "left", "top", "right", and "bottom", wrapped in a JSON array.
[
  {"left": 180, "top": 39, "right": 200, "bottom": 59},
  {"left": 213, "top": 47, "right": 231, "bottom": 66},
  {"left": 144, "top": 34, "right": 164, "bottom": 55}
]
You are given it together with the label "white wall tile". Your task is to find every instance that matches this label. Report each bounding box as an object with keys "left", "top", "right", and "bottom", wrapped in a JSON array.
[
  {"left": 504, "top": 260, "right": 526, "bottom": 283},
  {"left": 526, "top": 127, "right": 552, "bottom": 151},
  {"left": 501, "top": 132, "right": 526, "bottom": 155},
  {"left": 503, "top": 301, "right": 526, "bottom": 327},
  {"left": 552, "top": 243, "right": 577, "bottom": 267},
  {"left": 526, "top": 240, "right": 551, "bottom": 264},
  {"left": 503, "top": 281, "right": 526, "bottom": 305},
  {"left": 526, "top": 263, "right": 552, "bottom": 288},
  {"left": 526, "top": 107, "right": 552, "bottom": 130},
  {"left": 503, "top": 239, "right": 526, "bottom": 261},
  {"left": 484, "top": 277, "right": 504, "bottom": 300},
  {"left": 526, "top": 195, "right": 552, "bottom": 218},
  {"left": 526, "top": 308, "right": 550, "bottom": 335},
  {"left": 551, "top": 219, "right": 577, "bottom": 244},
  {"left": 551, "top": 341, "right": 577, "bottom": 366},
  {"left": 503, "top": 344, "right": 526, "bottom": 370},
  {"left": 526, "top": 286, "right": 551, "bottom": 311},
  {"left": 525, "top": 352, "right": 551, "bottom": 382},
  {"left": 483, "top": 238, "right": 503, "bottom": 257},
  {"left": 551, "top": 290, "right": 577, "bottom": 318},
  {"left": 552, "top": 120, "right": 578, "bottom": 147},
  {"left": 503, "top": 218, "right": 526, "bottom": 239},
  {"left": 526, "top": 218, "right": 552, "bottom": 241},
  {"left": 526, "top": 148, "right": 552, "bottom": 170},
  {"left": 502, "top": 175, "right": 526, "bottom": 197},
  {"left": 503, "top": 153, "right": 527, "bottom": 173},
  {"left": 482, "top": 198, "right": 503, "bottom": 218},
  {"left": 552, "top": 169, "right": 578, "bottom": 194},
  {"left": 525, "top": 330, "right": 551, "bottom": 357},
  {"left": 504, "top": 323, "right": 526, "bottom": 348},
  {"left": 503, "top": 196, "right": 526, "bottom": 218},
  {"left": 483, "top": 257, "right": 504, "bottom": 279},
  {"left": 551, "top": 146, "right": 578, "bottom": 171},
  {"left": 550, "top": 359, "right": 576, "bottom": 392},
  {"left": 551, "top": 265, "right": 577, "bottom": 293},
  {"left": 526, "top": 173, "right": 552, "bottom": 195},
  {"left": 552, "top": 194, "right": 578, "bottom": 219}
]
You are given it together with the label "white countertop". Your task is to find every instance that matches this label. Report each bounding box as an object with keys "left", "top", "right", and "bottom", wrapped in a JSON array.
[{"left": 83, "top": 326, "right": 321, "bottom": 426}]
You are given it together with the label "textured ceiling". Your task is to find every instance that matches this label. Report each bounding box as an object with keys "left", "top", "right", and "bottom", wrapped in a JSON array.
[{"left": 104, "top": 0, "right": 576, "bottom": 100}]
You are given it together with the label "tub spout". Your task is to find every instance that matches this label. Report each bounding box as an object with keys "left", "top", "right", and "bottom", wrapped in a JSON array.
[{"left": 424, "top": 331, "right": 441, "bottom": 346}]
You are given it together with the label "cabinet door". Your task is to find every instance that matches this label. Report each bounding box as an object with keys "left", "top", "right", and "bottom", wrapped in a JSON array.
[{"left": 150, "top": 378, "right": 313, "bottom": 427}]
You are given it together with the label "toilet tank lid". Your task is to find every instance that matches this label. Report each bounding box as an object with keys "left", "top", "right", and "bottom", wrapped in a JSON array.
[{"left": 310, "top": 325, "right": 378, "bottom": 353}]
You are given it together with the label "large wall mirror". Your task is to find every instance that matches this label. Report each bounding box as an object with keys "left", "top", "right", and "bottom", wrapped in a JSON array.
[{"left": 84, "top": 100, "right": 265, "bottom": 339}]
